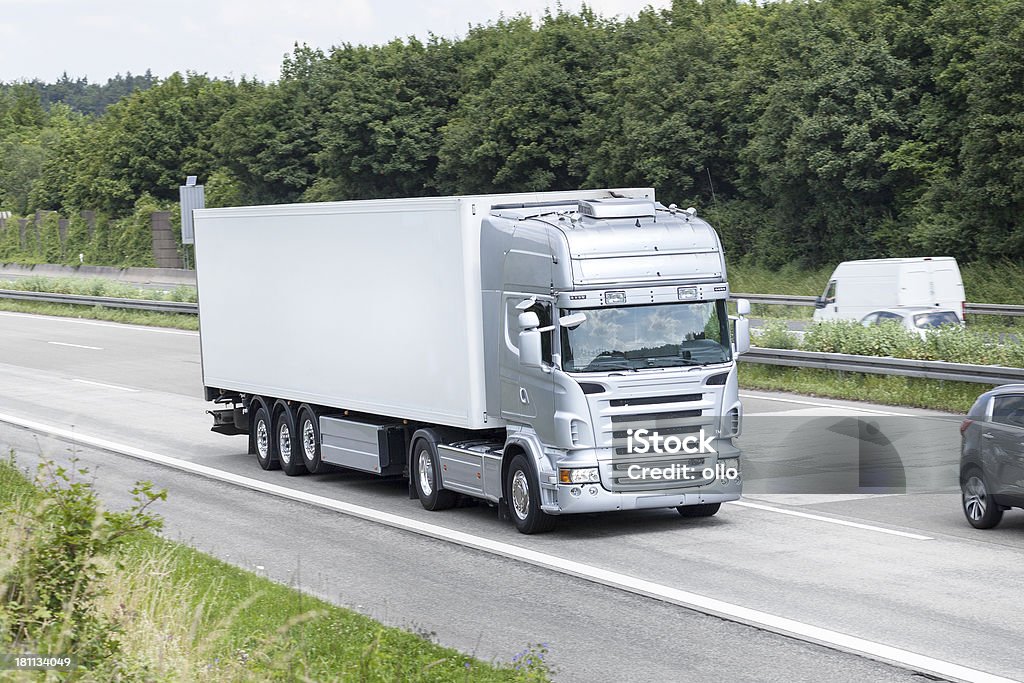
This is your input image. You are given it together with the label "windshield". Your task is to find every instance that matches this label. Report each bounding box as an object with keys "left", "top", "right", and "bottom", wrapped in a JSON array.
[
  {"left": 561, "top": 300, "right": 732, "bottom": 373},
  {"left": 913, "top": 311, "right": 961, "bottom": 329}
]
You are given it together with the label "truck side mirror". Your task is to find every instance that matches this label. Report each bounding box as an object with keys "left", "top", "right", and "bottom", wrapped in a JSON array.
[
  {"left": 814, "top": 296, "right": 825, "bottom": 309},
  {"left": 518, "top": 311, "right": 540, "bottom": 331},
  {"left": 733, "top": 317, "right": 750, "bottom": 355},
  {"left": 735, "top": 298, "right": 750, "bottom": 317},
  {"left": 559, "top": 312, "right": 587, "bottom": 328},
  {"left": 518, "top": 329, "right": 543, "bottom": 368},
  {"left": 517, "top": 312, "right": 543, "bottom": 367}
]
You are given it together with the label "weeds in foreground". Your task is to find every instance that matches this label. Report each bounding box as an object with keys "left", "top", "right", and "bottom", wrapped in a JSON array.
[{"left": 0, "top": 457, "right": 553, "bottom": 681}]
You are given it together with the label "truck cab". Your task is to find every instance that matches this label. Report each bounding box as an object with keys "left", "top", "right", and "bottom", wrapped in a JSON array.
[{"left": 464, "top": 196, "right": 749, "bottom": 532}]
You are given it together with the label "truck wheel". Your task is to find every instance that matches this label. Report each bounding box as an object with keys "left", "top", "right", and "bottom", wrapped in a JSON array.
[
  {"left": 676, "top": 503, "right": 721, "bottom": 518},
  {"left": 506, "top": 454, "right": 556, "bottom": 534},
  {"left": 413, "top": 440, "right": 456, "bottom": 511},
  {"left": 275, "top": 408, "right": 306, "bottom": 476},
  {"left": 253, "top": 406, "right": 279, "bottom": 470},
  {"left": 297, "top": 407, "right": 323, "bottom": 474}
]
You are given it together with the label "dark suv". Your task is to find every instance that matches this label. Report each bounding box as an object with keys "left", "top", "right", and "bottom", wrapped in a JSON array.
[{"left": 960, "top": 384, "right": 1024, "bottom": 529}]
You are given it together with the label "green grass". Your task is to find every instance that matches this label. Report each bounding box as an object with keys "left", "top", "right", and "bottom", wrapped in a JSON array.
[
  {"left": 0, "top": 299, "right": 198, "bottom": 330},
  {"left": 0, "top": 276, "right": 197, "bottom": 302},
  {"left": 0, "top": 457, "right": 551, "bottom": 682},
  {"left": 739, "top": 363, "right": 986, "bottom": 413}
]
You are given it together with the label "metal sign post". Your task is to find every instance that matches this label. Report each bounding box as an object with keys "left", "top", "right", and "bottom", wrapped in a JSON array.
[{"left": 179, "top": 176, "right": 205, "bottom": 270}]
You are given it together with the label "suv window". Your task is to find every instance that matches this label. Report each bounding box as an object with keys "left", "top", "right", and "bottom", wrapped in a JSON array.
[
  {"left": 913, "top": 311, "right": 960, "bottom": 329},
  {"left": 877, "top": 311, "right": 903, "bottom": 322},
  {"left": 992, "top": 395, "right": 1024, "bottom": 429}
]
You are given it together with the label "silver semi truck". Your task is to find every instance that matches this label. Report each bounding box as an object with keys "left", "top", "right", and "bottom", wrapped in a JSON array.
[{"left": 194, "top": 188, "right": 751, "bottom": 533}]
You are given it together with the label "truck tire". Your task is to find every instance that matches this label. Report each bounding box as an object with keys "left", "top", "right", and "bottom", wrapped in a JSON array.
[
  {"left": 413, "top": 439, "right": 456, "bottom": 511},
  {"left": 676, "top": 503, "right": 721, "bottom": 518},
  {"left": 297, "top": 406, "right": 323, "bottom": 474},
  {"left": 252, "top": 405, "right": 279, "bottom": 470},
  {"left": 274, "top": 405, "right": 306, "bottom": 476},
  {"left": 506, "top": 454, "right": 556, "bottom": 534}
]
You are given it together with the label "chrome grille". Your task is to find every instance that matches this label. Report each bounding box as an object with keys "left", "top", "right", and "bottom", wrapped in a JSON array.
[
  {"left": 607, "top": 455, "right": 714, "bottom": 491},
  {"left": 589, "top": 386, "right": 721, "bottom": 491}
]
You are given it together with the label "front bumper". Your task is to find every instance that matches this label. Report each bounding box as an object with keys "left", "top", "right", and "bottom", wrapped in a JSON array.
[{"left": 541, "top": 478, "right": 741, "bottom": 515}]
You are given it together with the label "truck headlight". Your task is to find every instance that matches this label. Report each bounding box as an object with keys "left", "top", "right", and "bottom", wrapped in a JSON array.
[{"left": 559, "top": 467, "right": 600, "bottom": 484}]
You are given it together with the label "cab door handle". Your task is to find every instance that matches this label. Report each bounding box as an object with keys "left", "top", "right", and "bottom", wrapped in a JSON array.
[{"left": 982, "top": 432, "right": 995, "bottom": 440}]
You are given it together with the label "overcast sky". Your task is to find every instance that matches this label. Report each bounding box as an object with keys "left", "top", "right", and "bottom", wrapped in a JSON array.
[{"left": 0, "top": 0, "right": 669, "bottom": 84}]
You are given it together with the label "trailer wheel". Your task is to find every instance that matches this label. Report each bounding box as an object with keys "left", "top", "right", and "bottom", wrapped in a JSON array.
[
  {"left": 506, "top": 454, "right": 556, "bottom": 534},
  {"left": 253, "top": 405, "right": 279, "bottom": 470},
  {"left": 676, "top": 503, "right": 721, "bottom": 518},
  {"left": 297, "top": 406, "right": 323, "bottom": 474},
  {"left": 275, "top": 406, "right": 306, "bottom": 476},
  {"left": 413, "top": 440, "right": 456, "bottom": 511}
]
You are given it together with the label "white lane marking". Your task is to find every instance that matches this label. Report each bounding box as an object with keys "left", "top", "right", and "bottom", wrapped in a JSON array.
[
  {"left": 744, "top": 407, "right": 857, "bottom": 417},
  {"left": 0, "top": 414, "right": 1005, "bottom": 683},
  {"left": 740, "top": 392, "right": 915, "bottom": 417},
  {"left": 48, "top": 341, "right": 103, "bottom": 350},
  {"left": 730, "top": 500, "right": 933, "bottom": 540},
  {"left": 71, "top": 379, "right": 140, "bottom": 393},
  {"left": 0, "top": 311, "right": 198, "bottom": 336}
]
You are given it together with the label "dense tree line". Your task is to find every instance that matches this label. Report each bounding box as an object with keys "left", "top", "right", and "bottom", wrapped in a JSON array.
[
  {"left": 1, "top": 72, "right": 157, "bottom": 116},
  {"left": 1, "top": 0, "right": 1022, "bottom": 268}
]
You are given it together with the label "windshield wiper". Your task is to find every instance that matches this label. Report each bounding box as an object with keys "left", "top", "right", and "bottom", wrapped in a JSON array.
[
  {"left": 584, "top": 360, "right": 637, "bottom": 371},
  {"left": 644, "top": 358, "right": 706, "bottom": 367}
]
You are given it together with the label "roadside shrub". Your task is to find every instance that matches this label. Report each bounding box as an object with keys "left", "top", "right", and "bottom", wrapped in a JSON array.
[
  {"left": 0, "top": 459, "right": 166, "bottom": 670},
  {"left": 752, "top": 320, "right": 800, "bottom": 349},
  {"left": 800, "top": 320, "right": 1024, "bottom": 367}
]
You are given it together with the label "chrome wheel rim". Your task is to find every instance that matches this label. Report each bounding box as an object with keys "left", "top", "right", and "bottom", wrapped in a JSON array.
[
  {"left": 279, "top": 423, "right": 292, "bottom": 464},
  {"left": 964, "top": 475, "right": 987, "bottom": 521},
  {"left": 256, "top": 419, "right": 269, "bottom": 459},
  {"left": 302, "top": 420, "right": 316, "bottom": 461},
  {"left": 418, "top": 450, "right": 434, "bottom": 497},
  {"left": 511, "top": 470, "right": 530, "bottom": 520}
]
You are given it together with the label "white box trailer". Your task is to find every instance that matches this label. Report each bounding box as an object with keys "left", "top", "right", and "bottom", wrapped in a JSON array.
[
  {"left": 195, "top": 190, "right": 750, "bottom": 533},
  {"left": 196, "top": 196, "right": 493, "bottom": 429}
]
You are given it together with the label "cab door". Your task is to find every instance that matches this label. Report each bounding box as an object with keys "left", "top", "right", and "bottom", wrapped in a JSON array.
[{"left": 500, "top": 294, "right": 556, "bottom": 442}]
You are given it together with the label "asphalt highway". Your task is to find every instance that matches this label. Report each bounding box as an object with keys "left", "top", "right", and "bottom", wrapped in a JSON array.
[{"left": 0, "top": 310, "right": 1019, "bottom": 682}]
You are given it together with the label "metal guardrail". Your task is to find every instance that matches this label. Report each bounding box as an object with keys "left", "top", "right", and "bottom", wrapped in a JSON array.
[
  {"left": 743, "top": 347, "right": 1024, "bottom": 385},
  {"left": 0, "top": 289, "right": 197, "bottom": 314},
  {"left": 732, "top": 292, "right": 1024, "bottom": 317}
]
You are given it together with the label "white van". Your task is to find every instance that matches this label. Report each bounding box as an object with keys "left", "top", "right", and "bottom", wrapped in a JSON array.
[{"left": 813, "top": 257, "right": 966, "bottom": 323}]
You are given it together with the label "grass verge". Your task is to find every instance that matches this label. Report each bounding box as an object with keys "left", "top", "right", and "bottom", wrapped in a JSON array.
[
  {"left": 0, "top": 276, "right": 196, "bottom": 303},
  {"left": 0, "top": 457, "right": 550, "bottom": 681},
  {"left": 739, "top": 363, "right": 987, "bottom": 413},
  {"left": 0, "top": 299, "right": 198, "bottom": 330}
]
